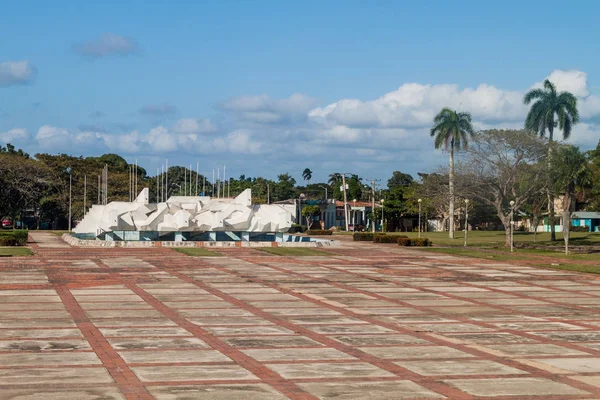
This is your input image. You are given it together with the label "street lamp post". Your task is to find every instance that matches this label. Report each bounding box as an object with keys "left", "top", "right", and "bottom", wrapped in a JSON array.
[
  {"left": 352, "top": 199, "right": 357, "bottom": 229},
  {"left": 510, "top": 200, "right": 515, "bottom": 252},
  {"left": 66, "top": 167, "right": 72, "bottom": 232},
  {"left": 318, "top": 185, "right": 328, "bottom": 201},
  {"left": 464, "top": 199, "right": 469, "bottom": 247},
  {"left": 381, "top": 199, "right": 385, "bottom": 233},
  {"left": 418, "top": 199, "right": 422, "bottom": 238},
  {"left": 298, "top": 193, "right": 305, "bottom": 227}
]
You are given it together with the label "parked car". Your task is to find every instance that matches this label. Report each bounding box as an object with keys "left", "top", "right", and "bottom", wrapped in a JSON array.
[{"left": 1, "top": 218, "right": 12, "bottom": 229}]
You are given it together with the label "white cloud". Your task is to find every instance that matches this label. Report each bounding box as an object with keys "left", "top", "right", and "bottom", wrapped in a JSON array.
[
  {"left": 309, "top": 82, "right": 527, "bottom": 129},
  {"left": 73, "top": 33, "right": 138, "bottom": 59},
  {"left": 534, "top": 70, "right": 590, "bottom": 97},
  {"left": 0, "top": 128, "right": 29, "bottom": 143},
  {"left": 20, "top": 69, "right": 600, "bottom": 182},
  {"left": 222, "top": 93, "right": 317, "bottom": 124},
  {"left": 172, "top": 118, "right": 216, "bottom": 134},
  {"left": 568, "top": 122, "right": 600, "bottom": 149},
  {"left": 0, "top": 61, "right": 35, "bottom": 87}
]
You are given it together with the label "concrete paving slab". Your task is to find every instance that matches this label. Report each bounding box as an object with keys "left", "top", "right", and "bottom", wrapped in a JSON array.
[
  {"left": 119, "top": 349, "right": 232, "bottom": 364},
  {"left": 443, "top": 377, "right": 589, "bottom": 396},
  {"left": 395, "top": 359, "right": 527, "bottom": 376},
  {"left": 298, "top": 380, "right": 445, "bottom": 399},
  {"left": 0, "top": 387, "right": 125, "bottom": 400},
  {"left": 107, "top": 337, "right": 210, "bottom": 350},
  {"left": 0, "top": 367, "right": 113, "bottom": 385},
  {"left": 133, "top": 365, "right": 258, "bottom": 382},
  {"left": 148, "top": 384, "right": 288, "bottom": 400},
  {"left": 531, "top": 357, "right": 600, "bottom": 373},
  {"left": 242, "top": 347, "right": 356, "bottom": 361},
  {"left": 0, "top": 351, "right": 101, "bottom": 366},
  {"left": 267, "top": 362, "right": 395, "bottom": 379},
  {"left": 359, "top": 345, "right": 474, "bottom": 360}
]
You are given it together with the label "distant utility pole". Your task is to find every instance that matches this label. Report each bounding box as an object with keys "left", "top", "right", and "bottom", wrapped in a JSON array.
[
  {"left": 368, "top": 179, "right": 381, "bottom": 233},
  {"left": 83, "top": 175, "right": 87, "bottom": 215},
  {"left": 165, "top": 159, "right": 169, "bottom": 200},
  {"left": 341, "top": 174, "right": 349, "bottom": 231}
]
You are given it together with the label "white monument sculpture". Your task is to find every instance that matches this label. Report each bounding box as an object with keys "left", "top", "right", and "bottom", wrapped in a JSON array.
[{"left": 74, "top": 188, "right": 296, "bottom": 236}]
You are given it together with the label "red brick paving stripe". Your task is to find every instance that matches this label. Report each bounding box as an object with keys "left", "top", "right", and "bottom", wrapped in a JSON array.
[
  {"left": 308, "top": 257, "right": 600, "bottom": 355},
  {"left": 55, "top": 286, "right": 154, "bottom": 400},
  {"left": 91, "top": 259, "right": 320, "bottom": 400},
  {"left": 208, "top": 254, "right": 600, "bottom": 398},
  {"left": 151, "top": 268, "right": 470, "bottom": 399}
]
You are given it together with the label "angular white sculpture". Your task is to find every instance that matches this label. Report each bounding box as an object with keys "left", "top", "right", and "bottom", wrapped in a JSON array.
[{"left": 74, "top": 188, "right": 296, "bottom": 235}]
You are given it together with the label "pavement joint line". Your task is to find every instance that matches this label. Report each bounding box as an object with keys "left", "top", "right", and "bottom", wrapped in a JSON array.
[
  {"left": 286, "top": 254, "right": 600, "bottom": 352},
  {"left": 8, "top": 239, "right": 600, "bottom": 399},
  {"left": 91, "top": 258, "right": 320, "bottom": 400},
  {"left": 53, "top": 286, "right": 155, "bottom": 400},
  {"left": 151, "top": 262, "right": 472, "bottom": 399},
  {"left": 218, "top": 253, "right": 600, "bottom": 397}
]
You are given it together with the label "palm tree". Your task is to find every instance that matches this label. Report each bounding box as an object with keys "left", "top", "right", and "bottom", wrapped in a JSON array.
[
  {"left": 430, "top": 107, "right": 474, "bottom": 239},
  {"left": 302, "top": 168, "right": 313, "bottom": 186},
  {"left": 524, "top": 79, "right": 579, "bottom": 241},
  {"left": 328, "top": 172, "right": 342, "bottom": 186}
]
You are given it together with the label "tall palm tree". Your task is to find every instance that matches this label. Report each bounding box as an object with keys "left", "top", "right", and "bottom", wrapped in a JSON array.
[
  {"left": 524, "top": 79, "right": 579, "bottom": 241},
  {"left": 328, "top": 172, "right": 342, "bottom": 186},
  {"left": 430, "top": 107, "right": 474, "bottom": 239},
  {"left": 302, "top": 168, "right": 313, "bottom": 186}
]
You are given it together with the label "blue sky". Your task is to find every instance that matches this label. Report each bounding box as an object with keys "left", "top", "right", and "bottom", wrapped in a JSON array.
[{"left": 1, "top": 0, "right": 599, "bottom": 184}]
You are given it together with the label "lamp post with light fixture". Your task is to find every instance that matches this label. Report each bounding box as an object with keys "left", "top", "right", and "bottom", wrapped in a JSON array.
[
  {"left": 418, "top": 199, "right": 422, "bottom": 238},
  {"left": 464, "top": 199, "right": 469, "bottom": 247},
  {"left": 510, "top": 200, "right": 515, "bottom": 252},
  {"left": 381, "top": 199, "right": 385, "bottom": 233}
]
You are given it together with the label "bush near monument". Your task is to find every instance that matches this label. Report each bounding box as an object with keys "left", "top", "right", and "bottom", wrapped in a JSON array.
[
  {"left": 306, "top": 230, "right": 333, "bottom": 235},
  {"left": 353, "top": 232, "right": 386, "bottom": 241},
  {"left": 0, "top": 230, "right": 29, "bottom": 246},
  {"left": 397, "top": 237, "right": 432, "bottom": 246},
  {"left": 374, "top": 235, "right": 407, "bottom": 243}
]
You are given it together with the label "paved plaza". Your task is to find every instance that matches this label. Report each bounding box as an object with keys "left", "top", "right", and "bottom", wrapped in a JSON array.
[{"left": 2, "top": 234, "right": 600, "bottom": 399}]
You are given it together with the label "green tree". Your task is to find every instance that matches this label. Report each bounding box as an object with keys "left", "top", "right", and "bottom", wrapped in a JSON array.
[
  {"left": 301, "top": 205, "right": 321, "bottom": 230},
  {"left": 458, "top": 129, "right": 548, "bottom": 247},
  {"left": 552, "top": 145, "right": 590, "bottom": 254},
  {"left": 302, "top": 168, "right": 313, "bottom": 185},
  {"left": 273, "top": 173, "right": 296, "bottom": 201},
  {"left": 430, "top": 107, "right": 474, "bottom": 239},
  {"left": 387, "top": 171, "right": 413, "bottom": 189},
  {"left": 524, "top": 79, "right": 579, "bottom": 241}
]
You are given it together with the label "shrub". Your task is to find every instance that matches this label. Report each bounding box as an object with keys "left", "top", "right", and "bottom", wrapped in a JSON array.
[
  {"left": 354, "top": 232, "right": 372, "bottom": 241},
  {"left": 0, "top": 230, "right": 28, "bottom": 246},
  {"left": 411, "top": 238, "right": 432, "bottom": 247},
  {"left": 353, "top": 232, "right": 386, "bottom": 241},
  {"left": 373, "top": 235, "right": 402, "bottom": 243},
  {"left": 397, "top": 237, "right": 412, "bottom": 246},
  {"left": 13, "top": 230, "right": 28, "bottom": 245},
  {"left": 0, "top": 237, "right": 17, "bottom": 246},
  {"left": 306, "top": 230, "right": 333, "bottom": 235},
  {"left": 570, "top": 226, "right": 589, "bottom": 232},
  {"left": 288, "top": 224, "right": 307, "bottom": 234}
]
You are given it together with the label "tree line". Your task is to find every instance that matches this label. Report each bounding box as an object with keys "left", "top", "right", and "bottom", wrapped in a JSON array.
[{"left": 0, "top": 77, "right": 596, "bottom": 248}]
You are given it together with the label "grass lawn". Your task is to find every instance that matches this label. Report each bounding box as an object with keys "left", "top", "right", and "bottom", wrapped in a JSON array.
[
  {"left": 384, "top": 230, "right": 600, "bottom": 248},
  {"left": 257, "top": 247, "right": 332, "bottom": 257},
  {"left": 0, "top": 247, "right": 34, "bottom": 257},
  {"left": 172, "top": 248, "right": 222, "bottom": 257},
  {"left": 50, "top": 230, "right": 70, "bottom": 237},
  {"left": 412, "top": 246, "right": 600, "bottom": 275}
]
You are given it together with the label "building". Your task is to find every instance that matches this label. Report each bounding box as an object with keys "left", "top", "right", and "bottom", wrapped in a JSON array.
[{"left": 571, "top": 212, "right": 600, "bottom": 232}]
